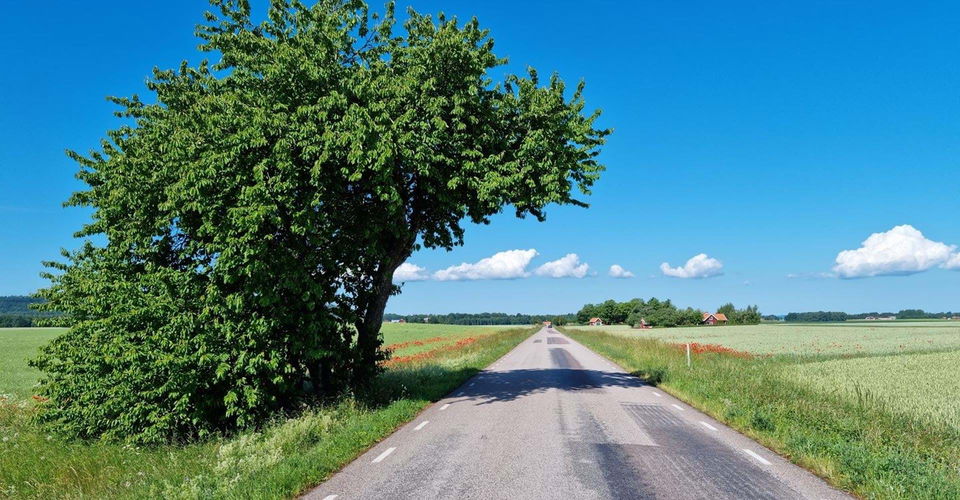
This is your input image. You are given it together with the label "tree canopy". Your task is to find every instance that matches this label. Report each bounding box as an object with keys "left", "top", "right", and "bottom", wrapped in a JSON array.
[{"left": 32, "top": 0, "right": 608, "bottom": 443}]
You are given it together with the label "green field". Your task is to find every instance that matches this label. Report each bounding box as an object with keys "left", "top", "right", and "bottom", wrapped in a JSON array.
[
  {"left": 790, "top": 349, "right": 960, "bottom": 426},
  {"left": 380, "top": 322, "right": 516, "bottom": 357},
  {"left": 0, "top": 325, "right": 532, "bottom": 498},
  {"left": 0, "top": 328, "right": 64, "bottom": 399},
  {"left": 565, "top": 322, "right": 960, "bottom": 356}
]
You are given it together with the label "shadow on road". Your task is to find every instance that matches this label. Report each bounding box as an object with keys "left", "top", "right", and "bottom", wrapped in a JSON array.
[{"left": 452, "top": 349, "right": 650, "bottom": 405}]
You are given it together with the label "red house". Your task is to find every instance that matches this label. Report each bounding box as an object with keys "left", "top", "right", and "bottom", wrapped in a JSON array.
[
  {"left": 588, "top": 317, "right": 604, "bottom": 326},
  {"left": 701, "top": 313, "right": 728, "bottom": 325}
]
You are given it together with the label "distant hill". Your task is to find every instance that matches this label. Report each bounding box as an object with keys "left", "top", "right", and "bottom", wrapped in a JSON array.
[
  {"left": 0, "top": 296, "right": 58, "bottom": 327},
  {"left": 0, "top": 296, "right": 45, "bottom": 315}
]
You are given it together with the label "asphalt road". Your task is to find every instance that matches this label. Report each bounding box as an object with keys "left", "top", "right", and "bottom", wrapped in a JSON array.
[{"left": 304, "top": 327, "right": 848, "bottom": 500}]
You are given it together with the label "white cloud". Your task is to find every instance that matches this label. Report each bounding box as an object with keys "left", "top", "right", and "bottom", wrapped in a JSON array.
[
  {"left": 393, "top": 262, "right": 429, "bottom": 282},
  {"left": 945, "top": 252, "right": 960, "bottom": 270},
  {"left": 433, "top": 249, "right": 538, "bottom": 281},
  {"left": 608, "top": 264, "right": 635, "bottom": 278},
  {"left": 833, "top": 225, "right": 957, "bottom": 278},
  {"left": 535, "top": 253, "right": 590, "bottom": 278},
  {"left": 660, "top": 253, "right": 724, "bottom": 279}
]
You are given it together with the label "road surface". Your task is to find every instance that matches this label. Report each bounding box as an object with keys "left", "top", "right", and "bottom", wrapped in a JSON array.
[{"left": 305, "top": 327, "right": 847, "bottom": 499}]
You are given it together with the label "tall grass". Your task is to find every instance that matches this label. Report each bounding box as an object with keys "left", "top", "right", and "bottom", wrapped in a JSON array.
[
  {"left": 563, "top": 329, "right": 960, "bottom": 499},
  {"left": 0, "top": 327, "right": 535, "bottom": 499}
]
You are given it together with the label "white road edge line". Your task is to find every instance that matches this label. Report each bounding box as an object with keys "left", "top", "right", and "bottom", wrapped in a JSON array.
[
  {"left": 652, "top": 391, "right": 662, "bottom": 397},
  {"left": 322, "top": 495, "right": 338, "bottom": 500},
  {"left": 700, "top": 421, "right": 718, "bottom": 431},
  {"left": 671, "top": 404, "right": 684, "bottom": 411},
  {"left": 440, "top": 403, "right": 450, "bottom": 411},
  {"left": 372, "top": 447, "right": 397, "bottom": 464},
  {"left": 744, "top": 449, "right": 772, "bottom": 465},
  {"left": 414, "top": 420, "right": 429, "bottom": 431}
]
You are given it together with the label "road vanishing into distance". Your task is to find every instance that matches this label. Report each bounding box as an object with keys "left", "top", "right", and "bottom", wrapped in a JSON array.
[{"left": 305, "top": 328, "right": 847, "bottom": 500}]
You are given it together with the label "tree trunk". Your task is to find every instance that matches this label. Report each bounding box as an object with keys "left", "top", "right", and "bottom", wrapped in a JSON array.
[{"left": 354, "top": 245, "right": 411, "bottom": 384}]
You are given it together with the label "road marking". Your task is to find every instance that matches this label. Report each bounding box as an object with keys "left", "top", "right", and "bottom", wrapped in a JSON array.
[
  {"left": 652, "top": 391, "right": 662, "bottom": 397},
  {"left": 440, "top": 404, "right": 450, "bottom": 411},
  {"left": 372, "top": 447, "right": 396, "bottom": 463},
  {"left": 414, "top": 421, "right": 429, "bottom": 431},
  {"left": 700, "top": 421, "right": 718, "bottom": 431},
  {"left": 671, "top": 404, "right": 684, "bottom": 411},
  {"left": 744, "top": 449, "right": 772, "bottom": 465},
  {"left": 322, "top": 495, "right": 338, "bottom": 500},
  {"left": 469, "top": 382, "right": 475, "bottom": 387}
]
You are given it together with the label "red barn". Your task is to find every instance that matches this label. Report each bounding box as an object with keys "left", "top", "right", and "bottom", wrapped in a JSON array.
[{"left": 701, "top": 313, "right": 728, "bottom": 325}]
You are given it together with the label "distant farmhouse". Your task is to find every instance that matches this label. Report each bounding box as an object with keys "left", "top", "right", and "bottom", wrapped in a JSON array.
[
  {"left": 701, "top": 313, "right": 728, "bottom": 325},
  {"left": 588, "top": 317, "right": 604, "bottom": 326}
]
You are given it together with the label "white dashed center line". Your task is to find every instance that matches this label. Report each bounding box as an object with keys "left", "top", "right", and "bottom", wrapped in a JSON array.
[
  {"left": 671, "top": 404, "right": 684, "bottom": 411},
  {"left": 440, "top": 403, "right": 450, "bottom": 411},
  {"left": 414, "top": 420, "right": 429, "bottom": 431},
  {"left": 322, "top": 495, "right": 338, "bottom": 500},
  {"left": 700, "top": 421, "right": 718, "bottom": 431},
  {"left": 372, "top": 447, "right": 397, "bottom": 463},
  {"left": 651, "top": 391, "right": 662, "bottom": 397},
  {"left": 744, "top": 449, "right": 772, "bottom": 465}
]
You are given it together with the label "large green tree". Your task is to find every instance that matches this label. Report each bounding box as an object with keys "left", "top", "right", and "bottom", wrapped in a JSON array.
[{"left": 32, "top": 0, "right": 608, "bottom": 442}]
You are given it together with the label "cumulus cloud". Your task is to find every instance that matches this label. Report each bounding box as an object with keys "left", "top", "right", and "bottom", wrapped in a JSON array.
[
  {"left": 433, "top": 249, "right": 538, "bottom": 281},
  {"left": 535, "top": 253, "right": 590, "bottom": 278},
  {"left": 833, "top": 225, "right": 957, "bottom": 278},
  {"left": 608, "top": 264, "right": 635, "bottom": 278},
  {"left": 393, "top": 262, "right": 429, "bottom": 282},
  {"left": 660, "top": 253, "right": 724, "bottom": 279},
  {"left": 945, "top": 252, "right": 960, "bottom": 270}
]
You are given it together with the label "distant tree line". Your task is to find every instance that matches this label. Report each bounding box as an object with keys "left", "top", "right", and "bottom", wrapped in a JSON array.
[
  {"left": 382, "top": 312, "right": 576, "bottom": 326},
  {"left": 784, "top": 311, "right": 849, "bottom": 322},
  {"left": 575, "top": 299, "right": 761, "bottom": 328},
  {"left": 785, "top": 309, "right": 958, "bottom": 322}
]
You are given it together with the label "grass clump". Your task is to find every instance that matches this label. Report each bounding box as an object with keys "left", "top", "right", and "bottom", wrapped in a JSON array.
[{"left": 562, "top": 328, "right": 960, "bottom": 499}]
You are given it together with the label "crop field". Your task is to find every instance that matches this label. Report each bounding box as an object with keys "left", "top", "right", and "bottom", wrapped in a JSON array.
[
  {"left": 789, "top": 350, "right": 960, "bottom": 427},
  {"left": 0, "top": 324, "right": 532, "bottom": 498},
  {"left": 380, "top": 322, "right": 515, "bottom": 358},
  {"left": 566, "top": 322, "right": 960, "bottom": 431},
  {"left": 565, "top": 322, "right": 960, "bottom": 356}
]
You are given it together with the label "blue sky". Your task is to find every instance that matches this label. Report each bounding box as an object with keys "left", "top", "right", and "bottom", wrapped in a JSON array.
[{"left": 2, "top": 1, "right": 959, "bottom": 315}]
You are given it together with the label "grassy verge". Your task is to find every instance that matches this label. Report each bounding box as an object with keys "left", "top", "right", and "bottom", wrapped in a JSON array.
[
  {"left": 0, "top": 327, "right": 534, "bottom": 499},
  {"left": 562, "top": 328, "right": 960, "bottom": 499}
]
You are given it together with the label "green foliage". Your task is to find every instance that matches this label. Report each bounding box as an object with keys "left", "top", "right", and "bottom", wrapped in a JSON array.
[
  {"left": 33, "top": 0, "right": 606, "bottom": 443},
  {"left": 720, "top": 303, "right": 761, "bottom": 325},
  {"left": 578, "top": 297, "right": 703, "bottom": 327}
]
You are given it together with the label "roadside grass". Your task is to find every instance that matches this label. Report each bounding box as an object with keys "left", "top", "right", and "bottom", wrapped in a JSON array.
[
  {"left": 0, "top": 326, "right": 534, "bottom": 499},
  {"left": 564, "top": 322, "right": 960, "bottom": 356},
  {"left": 562, "top": 328, "right": 960, "bottom": 499}
]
